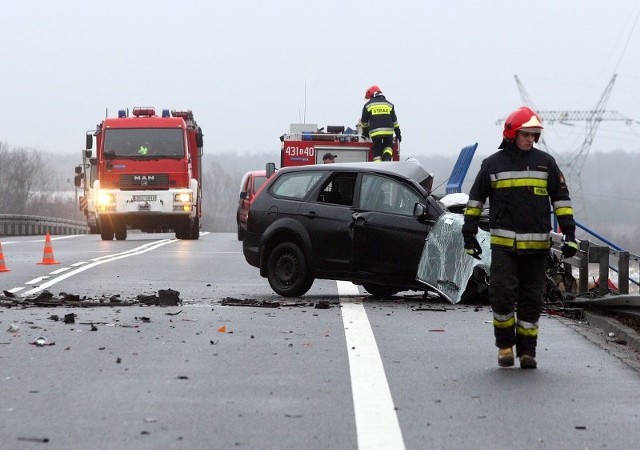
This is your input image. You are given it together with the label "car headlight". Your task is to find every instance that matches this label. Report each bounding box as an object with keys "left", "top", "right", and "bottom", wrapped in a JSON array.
[{"left": 174, "top": 192, "right": 193, "bottom": 203}]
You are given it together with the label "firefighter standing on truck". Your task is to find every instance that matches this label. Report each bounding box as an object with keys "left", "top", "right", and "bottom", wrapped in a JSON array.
[
  {"left": 461, "top": 106, "right": 578, "bottom": 369},
  {"left": 359, "top": 85, "right": 401, "bottom": 161}
]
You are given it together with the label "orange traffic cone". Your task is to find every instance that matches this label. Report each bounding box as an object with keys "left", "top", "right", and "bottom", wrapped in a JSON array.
[
  {"left": 0, "top": 241, "right": 9, "bottom": 272},
  {"left": 37, "top": 232, "right": 60, "bottom": 265}
]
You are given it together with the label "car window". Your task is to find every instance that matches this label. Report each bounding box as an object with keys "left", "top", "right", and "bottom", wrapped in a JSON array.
[
  {"left": 316, "top": 172, "right": 357, "bottom": 206},
  {"left": 359, "top": 174, "right": 421, "bottom": 216},
  {"left": 253, "top": 176, "right": 267, "bottom": 193},
  {"left": 271, "top": 171, "right": 323, "bottom": 200}
]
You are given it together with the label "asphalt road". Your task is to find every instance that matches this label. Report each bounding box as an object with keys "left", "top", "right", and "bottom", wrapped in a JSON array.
[{"left": 1, "top": 232, "right": 639, "bottom": 449}]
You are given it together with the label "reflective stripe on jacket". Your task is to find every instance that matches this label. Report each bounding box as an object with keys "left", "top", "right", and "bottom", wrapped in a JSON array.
[{"left": 360, "top": 94, "right": 400, "bottom": 137}]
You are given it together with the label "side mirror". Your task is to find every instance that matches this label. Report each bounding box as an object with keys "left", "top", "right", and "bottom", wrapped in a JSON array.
[
  {"left": 86, "top": 134, "right": 93, "bottom": 150},
  {"left": 413, "top": 203, "right": 426, "bottom": 217},
  {"left": 196, "top": 132, "right": 204, "bottom": 148},
  {"left": 74, "top": 174, "right": 83, "bottom": 187},
  {"left": 85, "top": 150, "right": 92, "bottom": 158},
  {"left": 75, "top": 165, "right": 82, "bottom": 174},
  {"left": 266, "top": 162, "right": 276, "bottom": 179}
]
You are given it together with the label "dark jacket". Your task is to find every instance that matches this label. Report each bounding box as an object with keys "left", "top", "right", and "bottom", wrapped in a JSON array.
[
  {"left": 360, "top": 94, "right": 401, "bottom": 138},
  {"left": 462, "top": 143, "right": 576, "bottom": 252}
]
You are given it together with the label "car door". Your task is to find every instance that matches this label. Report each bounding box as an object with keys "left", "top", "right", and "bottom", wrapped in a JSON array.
[
  {"left": 298, "top": 171, "right": 358, "bottom": 273},
  {"left": 352, "top": 173, "right": 433, "bottom": 279}
]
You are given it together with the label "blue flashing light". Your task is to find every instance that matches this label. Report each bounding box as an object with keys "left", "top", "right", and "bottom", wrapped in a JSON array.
[
  {"left": 162, "top": 109, "right": 170, "bottom": 118},
  {"left": 118, "top": 109, "right": 127, "bottom": 118}
]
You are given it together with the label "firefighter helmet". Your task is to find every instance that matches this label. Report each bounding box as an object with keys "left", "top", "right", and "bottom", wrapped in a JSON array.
[
  {"left": 365, "top": 85, "right": 382, "bottom": 99},
  {"left": 503, "top": 106, "right": 543, "bottom": 142}
]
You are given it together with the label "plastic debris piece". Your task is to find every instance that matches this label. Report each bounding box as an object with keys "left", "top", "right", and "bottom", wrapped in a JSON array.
[
  {"left": 158, "top": 289, "right": 181, "bottom": 306},
  {"left": 217, "top": 325, "right": 226, "bottom": 333},
  {"left": 7, "top": 323, "right": 19, "bottom": 333},
  {"left": 30, "top": 337, "right": 54, "bottom": 347},
  {"left": 64, "top": 313, "right": 75, "bottom": 324}
]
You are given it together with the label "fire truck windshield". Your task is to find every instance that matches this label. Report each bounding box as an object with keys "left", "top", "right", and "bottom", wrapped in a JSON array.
[{"left": 103, "top": 128, "right": 185, "bottom": 158}]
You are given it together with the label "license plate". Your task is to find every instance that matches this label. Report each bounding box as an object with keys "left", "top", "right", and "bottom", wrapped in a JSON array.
[{"left": 132, "top": 195, "right": 157, "bottom": 202}]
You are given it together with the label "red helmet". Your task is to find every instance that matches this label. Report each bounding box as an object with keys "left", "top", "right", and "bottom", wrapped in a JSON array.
[
  {"left": 365, "top": 85, "right": 382, "bottom": 99},
  {"left": 503, "top": 106, "right": 543, "bottom": 142}
]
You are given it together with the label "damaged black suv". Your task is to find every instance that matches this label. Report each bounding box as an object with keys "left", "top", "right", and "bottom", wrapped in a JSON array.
[{"left": 242, "top": 161, "right": 447, "bottom": 297}]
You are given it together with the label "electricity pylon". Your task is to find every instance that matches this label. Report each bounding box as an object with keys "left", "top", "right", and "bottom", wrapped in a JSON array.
[{"left": 506, "top": 74, "right": 631, "bottom": 219}]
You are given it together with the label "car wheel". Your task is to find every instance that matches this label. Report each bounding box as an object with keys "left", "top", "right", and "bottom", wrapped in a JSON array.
[
  {"left": 363, "top": 284, "right": 400, "bottom": 298},
  {"left": 100, "top": 221, "right": 114, "bottom": 241},
  {"left": 267, "top": 242, "right": 314, "bottom": 297},
  {"left": 237, "top": 223, "right": 245, "bottom": 241}
]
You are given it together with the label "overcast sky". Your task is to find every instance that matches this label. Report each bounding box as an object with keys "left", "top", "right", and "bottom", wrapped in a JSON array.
[{"left": 2, "top": 0, "right": 640, "bottom": 161}]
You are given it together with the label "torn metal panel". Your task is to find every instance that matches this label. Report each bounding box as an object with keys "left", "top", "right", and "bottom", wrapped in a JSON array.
[{"left": 416, "top": 212, "right": 491, "bottom": 304}]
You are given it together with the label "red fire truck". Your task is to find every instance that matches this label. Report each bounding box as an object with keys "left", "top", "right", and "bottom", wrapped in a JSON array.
[
  {"left": 279, "top": 123, "right": 400, "bottom": 167},
  {"left": 80, "top": 107, "right": 203, "bottom": 241}
]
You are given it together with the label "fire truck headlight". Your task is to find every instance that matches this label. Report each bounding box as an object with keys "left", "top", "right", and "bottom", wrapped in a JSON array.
[
  {"left": 96, "top": 193, "right": 116, "bottom": 205},
  {"left": 174, "top": 192, "right": 192, "bottom": 203}
]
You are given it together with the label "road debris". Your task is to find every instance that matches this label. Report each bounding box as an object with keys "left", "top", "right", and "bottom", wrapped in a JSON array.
[{"left": 31, "top": 336, "right": 55, "bottom": 346}]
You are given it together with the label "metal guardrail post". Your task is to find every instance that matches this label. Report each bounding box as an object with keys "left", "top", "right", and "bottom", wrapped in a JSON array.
[
  {"left": 578, "top": 240, "right": 590, "bottom": 294},
  {"left": 618, "top": 251, "right": 630, "bottom": 295},
  {"left": 598, "top": 246, "right": 609, "bottom": 297}
]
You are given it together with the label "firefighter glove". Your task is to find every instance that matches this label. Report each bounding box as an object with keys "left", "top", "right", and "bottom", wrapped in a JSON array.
[
  {"left": 561, "top": 234, "right": 578, "bottom": 258},
  {"left": 463, "top": 233, "right": 482, "bottom": 260}
]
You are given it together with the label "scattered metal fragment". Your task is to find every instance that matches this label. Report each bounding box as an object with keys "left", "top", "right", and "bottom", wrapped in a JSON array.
[
  {"left": 136, "top": 316, "right": 151, "bottom": 323},
  {"left": 64, "top": 313, "right": 76, "bottom": 324},
  {"left": 3, "top": 290, "right": 15, "bottom": 298},
  {"left": 165, "top": 310, "right": 183, "bottom": 316},
  {"left": 17, "top": 437, "right": 50, "bottom": 443},
  {"left": 49, "top": 315, "right": 60, "bottom": 321},
  {"left": 413, "top": 307, "right": 448, "bottom": 312},
  {"left": 314, "top": 301, "right": 330, "bottom": 309}
]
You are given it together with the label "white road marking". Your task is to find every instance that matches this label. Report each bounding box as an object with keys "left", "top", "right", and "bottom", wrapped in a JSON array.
[
  {"left": 26, "top": 276, "right": 49, "bottom": 285},
  {"left": 49, "top": 267, "right": 71, "bottom": 275},
  {"left": 338, "top": 280, "right": 405, "bottom": 450},
  {"left": 20, "top": 239, "right": 177, "bottom": 297}
]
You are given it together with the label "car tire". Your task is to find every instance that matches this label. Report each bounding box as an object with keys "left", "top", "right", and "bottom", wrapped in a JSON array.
[
  {"left": 267, "top": 242, "right": 314, "bottom": 297},
  {"left": 363, "top": 284, "right": 400, "bottom": 298},
  {"left": 237, "top": 223, "right": 245, "bottom": 241}
]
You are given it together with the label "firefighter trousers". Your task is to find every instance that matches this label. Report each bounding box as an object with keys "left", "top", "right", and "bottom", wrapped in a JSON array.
[
  {"left": 372, "top": 135, "right": 394, "bottom": 161},
  {"left": 489, "top": 249, "right": 548, "bottom": 357}
]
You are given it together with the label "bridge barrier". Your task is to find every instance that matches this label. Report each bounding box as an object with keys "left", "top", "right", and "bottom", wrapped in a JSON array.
[{"left": 0, "top": 214, "right": 88, "bottom": 237}]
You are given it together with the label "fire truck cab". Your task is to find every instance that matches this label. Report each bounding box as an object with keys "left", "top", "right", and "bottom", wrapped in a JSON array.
[{"left": 280, "top": 123, "right": 400, "bottom": 167}]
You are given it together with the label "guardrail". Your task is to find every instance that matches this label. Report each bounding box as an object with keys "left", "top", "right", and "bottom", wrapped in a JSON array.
[
  {"left": 551, "top": 228, "right": 640, "bottom": 297},
  {"left": 0, "top": 214, "right": 89, "bottom": 237}
]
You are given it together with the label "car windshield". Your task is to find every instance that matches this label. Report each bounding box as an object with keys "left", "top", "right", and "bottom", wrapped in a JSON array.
[
  {"left": 103, "top": 128, "right": 185, "bottom": 158},
  {"left": 271, "top": 171, "right": 323, "bottom": 200}
]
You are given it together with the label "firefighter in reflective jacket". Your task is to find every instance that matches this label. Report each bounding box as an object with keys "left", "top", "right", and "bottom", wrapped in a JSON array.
[
  {"left": 359, "top": 85, "right": 401, "bottom": 161},
  {"left": 462, "top": 106, "right": 579, "bottom": 369}
]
